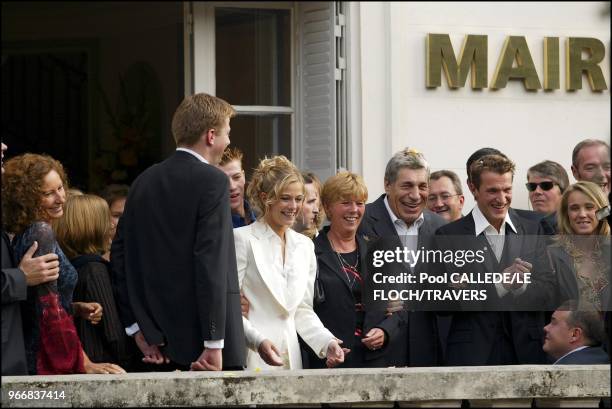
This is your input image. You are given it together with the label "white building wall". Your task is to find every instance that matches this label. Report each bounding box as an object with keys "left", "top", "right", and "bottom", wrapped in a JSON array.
[{"left": 354, "top": 1, "right": 610, "bottom": 211}]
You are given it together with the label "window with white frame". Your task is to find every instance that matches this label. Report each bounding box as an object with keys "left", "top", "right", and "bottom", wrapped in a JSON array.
[{"left": 191, "top": 1, "right": 342, "bottom": 181}]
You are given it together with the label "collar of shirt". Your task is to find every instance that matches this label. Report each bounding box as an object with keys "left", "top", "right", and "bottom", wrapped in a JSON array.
[
  {"left": 232, "top": 199, "right": 257, "bottom": 228},
  {"left": 383, "top": 195, "right": 425, "bottom": 234},
  {"left": 472, "top": 204, "right": 517, "bottom": 236},
  {"left": 553, "top": 345, "right": 589, "bottom": 364},
  {"left": 176, "top": 147, "right": 209, "bottom": 164}
]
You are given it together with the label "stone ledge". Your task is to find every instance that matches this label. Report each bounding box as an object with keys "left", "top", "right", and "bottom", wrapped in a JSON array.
[{"left": 1, "top": 365, "right": 609, "bottom": 407}]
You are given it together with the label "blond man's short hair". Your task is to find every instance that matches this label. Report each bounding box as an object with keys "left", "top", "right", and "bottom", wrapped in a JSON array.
[{"left": 171, "top": 93, "right": 236, "bottom": 147}]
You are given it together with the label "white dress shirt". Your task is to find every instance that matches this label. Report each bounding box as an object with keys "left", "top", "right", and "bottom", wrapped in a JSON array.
[
  {"left": 471, "top": 205, "right": 526, "bottom": 298},
  {"left": 384, "top": 196, "right": 424, "bottom": 261},
  {"left": 126, "top": 147, "right": 223, "bottom": 349}
]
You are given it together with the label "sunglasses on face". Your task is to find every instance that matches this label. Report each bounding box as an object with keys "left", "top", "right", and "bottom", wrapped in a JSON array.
[{"left": 525, "top": 181, "right": 556, "bottom": 192}]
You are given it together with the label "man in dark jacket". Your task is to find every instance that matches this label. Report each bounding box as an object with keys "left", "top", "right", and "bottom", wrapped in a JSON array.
[
  {"left": 544, "top": 301, "right": 609, "bottom": 365},
  {"left": 358, "top": 147, "right": 447, "bottom": 367},
  {"left": 110, "top": 94, "right": 245, "bottom": 371}
]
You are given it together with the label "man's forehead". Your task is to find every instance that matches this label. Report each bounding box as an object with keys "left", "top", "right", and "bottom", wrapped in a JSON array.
[
  {"left": 396, "top": 167, "right": 428, "bottom": 182},
  {"left": 578, "top": 145, "right": 610, "bottom": 164},
  {"left": 430, "top": 176, "right": 455, "bottom": 192}
]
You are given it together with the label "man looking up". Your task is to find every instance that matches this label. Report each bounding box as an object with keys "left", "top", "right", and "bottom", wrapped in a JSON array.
[{"left": 543, "top": 301, "right": 609, "bottom": 365}]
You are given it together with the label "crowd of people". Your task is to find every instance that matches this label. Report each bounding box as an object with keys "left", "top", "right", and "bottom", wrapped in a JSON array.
[{"left": 2, "top": 92, "right": 610, "bottom": 376}]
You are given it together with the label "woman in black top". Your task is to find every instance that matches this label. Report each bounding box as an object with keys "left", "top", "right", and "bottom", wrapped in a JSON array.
[
  {"left": 306, "top": 171, "right": 400, "bottom": 368},
  {"left": 54, "top": 194, "right": 134, "bottom": 369}
]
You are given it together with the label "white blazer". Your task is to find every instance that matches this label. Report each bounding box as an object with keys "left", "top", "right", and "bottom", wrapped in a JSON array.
[{"left": 234, "top": 220, "right": 334, "bottom": 370}]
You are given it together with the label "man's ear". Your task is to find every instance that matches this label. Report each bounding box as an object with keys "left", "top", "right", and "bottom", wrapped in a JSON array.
[
  {"left": 569, "top": 326, "right": 583, "bottom": 343},
  {"left": 458, "top": 195, "right": 465, "bottom": 205},
  {"left": 571, "top": 165, "right": 580, "bottom": 181},
  {"left": 384, "top": 179, "right": 391, "bottom": 194},
  {"left": 204, "top": 128, "right": 216, "bottom": 146},
  {"left": 467, "top": 179, "right": 476, "bottom": 196}
]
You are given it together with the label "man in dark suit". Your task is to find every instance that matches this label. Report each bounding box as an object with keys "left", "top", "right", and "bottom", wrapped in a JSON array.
[
  {"left": 436, "top": 154, "right": 555, "bottom": 365},
  {"left": 358, "top": 147, "right": 447, "bottom": 367},
  {"left": 110, "top": 94, "right": 245, "bottom": 371},
  {"left": 544, "top": 301, "right": 609, "bottom": 364},
  {"left": 2, "top": 142, "right": 60, "bottom": 375}
]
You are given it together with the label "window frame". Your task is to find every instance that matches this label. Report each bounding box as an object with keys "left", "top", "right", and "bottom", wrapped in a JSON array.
[{"left": 191, "top": 1, "right": 296, "bottom": 160}]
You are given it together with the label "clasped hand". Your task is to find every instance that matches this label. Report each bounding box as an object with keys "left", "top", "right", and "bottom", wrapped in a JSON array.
[
  {"left": 501, "top": 258, "right": 532, "bottom": 291},
  {"left": 73, "top": 301, "right": 103, "bottom": 325}
]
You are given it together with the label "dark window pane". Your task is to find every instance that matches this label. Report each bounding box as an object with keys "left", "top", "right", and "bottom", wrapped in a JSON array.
[
  {"left": 229, "top": 114, "right": 292, "bottom": 178},
  {"left": 215, "top": 8, "right": 291, "bottom": 106}
]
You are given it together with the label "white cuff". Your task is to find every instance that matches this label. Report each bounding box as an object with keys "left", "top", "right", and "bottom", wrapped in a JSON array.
[
  {"left": 204, "top": 339, "right": 224, "bottom": 349},
  {"left": 126, "top": 322, "right": 140, "bottom": 337},
  {"left": 495, "top": 282, "right": 509, "bottom": 298},
  {"left": 321, "top": 338, "right": 336, "bottom": 358},
  {"left": 495, "top": 281, "right": 528, "bottom": 298}
]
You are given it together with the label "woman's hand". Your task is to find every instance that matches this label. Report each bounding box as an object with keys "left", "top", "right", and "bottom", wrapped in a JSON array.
[
  {"left": 83, "top": 351, "right": 126, "bottom": 374},
  {"left": 325, "top": 339, "right": 350, "bottom": 368},
  {"left": 73, "top": 302, "right": 103, "bottom": 324},
  {"left": 257, "top": 339, "right": 284, "bottom": 366}
]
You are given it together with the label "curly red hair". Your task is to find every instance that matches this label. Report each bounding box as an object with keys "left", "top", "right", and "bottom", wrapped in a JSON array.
[{"left": 2, "top": 153, "right": 69, "bottom": 235}]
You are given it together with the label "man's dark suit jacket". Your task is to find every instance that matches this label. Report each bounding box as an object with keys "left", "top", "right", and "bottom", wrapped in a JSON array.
[
  {"left": 358, "top": 194, "right": 447, "bottom": 367},
  {"left": 1, "top": 231, "right": 28, "bottom": 375},
  {"left": 554, "top": 346, "right": 609, "bottom": 364},
  {"left": 111, "top": 150, "right": 245, "bottom": 368},
  {"left": 435, "top": 208, "right": 555, "bottom": 365}
]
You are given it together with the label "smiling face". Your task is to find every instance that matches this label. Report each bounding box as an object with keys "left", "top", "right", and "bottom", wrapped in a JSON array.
[
  {"left": 39, "top": 170, "right": 66, "bottom": 222},
  {"left": 473, "top": 171, "right": 513, "bottom": 231},
  {"left": 427, "top": 176, "right": 464, "bottom": 222},
  {"left": 572, "top": 144, "right": 611, "bottom": 194},
  {"left": 264, "top": 182, "right": 304, "bottom": 234},
  {"left": 527, "top": 174, "right": 563, "bottom": 215},
  {"left": 219, "top": 159, "right": 246, "bottom": 213},
  {"left": 385, "top": 167, "right": 428, "bottom": 226},
  {"left": 567, "top": 190, "right": 598, "bottom": 235},
  {"left": 327, "top": 197, "right": 365, "bottom": 237}
]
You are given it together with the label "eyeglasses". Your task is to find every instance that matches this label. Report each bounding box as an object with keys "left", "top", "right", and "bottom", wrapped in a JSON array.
[
  {"left": 427, "top": 193, "right": 460, "bottom": 202},
  {"left": 525, "top": 181, "right": 556, "bottom": 192}
]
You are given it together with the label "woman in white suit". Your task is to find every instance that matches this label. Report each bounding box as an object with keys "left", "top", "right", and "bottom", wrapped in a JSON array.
[{"left": 234, "top": 156, "right": 347, "bottom": 370}]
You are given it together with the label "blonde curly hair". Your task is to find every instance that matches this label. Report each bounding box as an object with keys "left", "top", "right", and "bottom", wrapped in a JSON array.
[
  {"left": 2, "top": 153, "right": 69, "bottom": 235},
  {"left": 246, "top": 155, "right": 304, "bottom": 218}
]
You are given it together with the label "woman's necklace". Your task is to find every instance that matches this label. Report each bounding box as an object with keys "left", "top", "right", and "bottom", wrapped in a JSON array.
[{"left": 329, "top": 235, "right": 361, "bottom": 288}]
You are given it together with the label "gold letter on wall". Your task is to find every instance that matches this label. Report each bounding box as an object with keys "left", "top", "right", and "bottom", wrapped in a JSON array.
[
  {"left": 491, "top": 36, "right": 542, "bottom": 90},
  {"left": 566, "top": 37, "right": 608, "bottom": 91},
  {"left": 426, "top": 34, "right": 488, "bottom": 89},
  {"left": 544, "top": 37, "right": 560, "bottom": 90}
]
